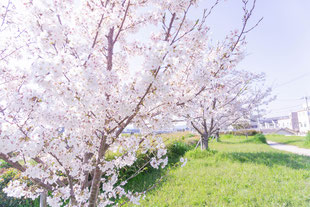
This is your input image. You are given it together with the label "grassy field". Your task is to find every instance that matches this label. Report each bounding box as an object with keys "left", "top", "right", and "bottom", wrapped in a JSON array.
[
  {"left": 266, "top": 134, "right": 309, "bottom": 149},
  {"left": 126, "top": 136, "right": 310, "bottom": 207},
  {"left": 0, "top": 131, "right": 199, "bottom": 207},
  {"left": 2, "top": 133, "right": 310, "bottom": 206}
]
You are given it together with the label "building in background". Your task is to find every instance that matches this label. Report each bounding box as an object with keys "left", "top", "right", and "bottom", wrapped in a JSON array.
[
  {"left": 296, "top": 109, "right": 310, "bottom": 133},
  {"left": 277, "top": 116, "right": 291, "bottom": 129},
  {"left": 253, "top": 107, "right": 310, "bottom": 135},
  {"left": 291, "top": 112, "right": 300, "bottom": 131},
  {"left": 257, "top": 116, "right": 287, "bottom": 129}
]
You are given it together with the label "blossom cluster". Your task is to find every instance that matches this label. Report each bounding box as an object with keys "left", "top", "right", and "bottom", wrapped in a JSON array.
[{"left": 0, "top": 0, "right": 267, "bottom": 206}]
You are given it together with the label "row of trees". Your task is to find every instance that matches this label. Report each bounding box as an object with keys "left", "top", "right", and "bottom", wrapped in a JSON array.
[{"left": 0, "top": 0, "right": 271, "bottom": 206}]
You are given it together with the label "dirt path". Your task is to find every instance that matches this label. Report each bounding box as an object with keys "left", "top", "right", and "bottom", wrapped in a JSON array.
[{"left": 267, "top": 140, "right": 310, "bottom": 156}]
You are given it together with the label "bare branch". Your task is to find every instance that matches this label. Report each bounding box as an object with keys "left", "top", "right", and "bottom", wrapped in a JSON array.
[
  {"left": 170, "top": 3, "right": 192, "bottom": 44},
  {"left": 33, "top": 157, "right": 66, "bottom": 187},
  {"left": 106, "top": 27, "right": 114, "bottom": 71},
  {"left": 83, "top": 14, "right": 105, "bottom": 67},
  {"left": 113, "top": 0, "right": 131, "bottom": 44},
  {"left": 165, "top": 13, "right": 176, "bottom": 41},
  {"left": 231, "top": 0, "right": 262, "bottom": 52},
  {"left": 1, "top": 0, "right": 11, "bottom": 27},
  {"left": 198, "top": 0, "right": 220, "bottom": 30},
  {"left": 191, "top": 121, "right": 203, "bottom": 135},
  {"left": 49, "top": 152, "right": 77, "bottom": 203},
  {"left": 244, "top": 17, "right": 263, "bottom": 34}
]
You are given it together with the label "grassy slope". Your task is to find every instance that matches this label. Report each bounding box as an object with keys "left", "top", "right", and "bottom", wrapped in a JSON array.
[
  {"left": 131, "top": 137, "right": 310, "bottom": 207},
  {"left": 266, "top": 134, "right": 309, "bottom": 149},
  {"left": 123, "top": 132, "right": 199, "bottom": 193}
]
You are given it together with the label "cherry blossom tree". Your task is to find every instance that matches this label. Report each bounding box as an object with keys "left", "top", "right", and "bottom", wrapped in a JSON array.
[
  {"left": 170, "top": 0, "right": 272, "bottom": 150},
  {"left": 174, "top": 51, "right": 272, "bottom": 150},
  {"left": 191, "top": 71, "right": 271, "bottom": 149},
  {"left": 0, "top": 0, "right": 236, "bottom": 206}
]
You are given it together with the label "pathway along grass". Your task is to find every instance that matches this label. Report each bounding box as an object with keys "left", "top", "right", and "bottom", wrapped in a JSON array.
[
  {"left": 128, "top": 137, "right": 310, "bottom": 206},
  {"left": 266, "top": 134, "right": 310, "bottom": 149}
]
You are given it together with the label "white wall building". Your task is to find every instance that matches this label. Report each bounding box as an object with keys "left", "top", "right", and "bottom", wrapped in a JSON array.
[
  {"left": 256, "top": 117, "right": 276, "bottom": 129},
  {"left": 257, "top": 110, "right": 310, "bottom": 134},
  {"left": 234, "top": 106, "right": 310, "bottom": 135},
  {"left": 255, "top": 112, "right": 300, "bottom": 133},
  {"left": 277, "top": 116, "right": 292, "bottom": 129},
  {"left": 276, "top": 112, "right": 299, "bottom": 131},
  {"left": 297, "top": 110, "right": 310, "bottom": 133}
]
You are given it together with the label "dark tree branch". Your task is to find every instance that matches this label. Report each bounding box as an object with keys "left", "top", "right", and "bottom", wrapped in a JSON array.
[
  {"left": 113, "top": 0, "right": 131, "bottom": 44},
  {"left": 0, "top": 153, "right": 53, "bottom": 191}
]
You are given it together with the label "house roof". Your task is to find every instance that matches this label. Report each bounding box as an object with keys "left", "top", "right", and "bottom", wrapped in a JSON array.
[{"left": 261, "top": 128, "right": 297, "bottom": 135}]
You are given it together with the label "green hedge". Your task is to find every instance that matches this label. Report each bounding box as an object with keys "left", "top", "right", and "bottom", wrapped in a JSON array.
[
  {"left": 224, "top": 130, "right": 260, "bottom": 136},
  {"left": 253, "top": 134, "right": 267, "bottom": 144},
  {"left": 0, "top": 167, "right": 39, "bottom": 207}
]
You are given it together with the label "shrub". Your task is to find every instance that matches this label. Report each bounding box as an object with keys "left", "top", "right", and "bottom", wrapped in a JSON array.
[
  {"left": 305, "top": 132, "right": 310, "bottom": 145},
  {"left": 253, "top": 133, "right": 267, "bottom": 144},
  {"left": 235, "top": 130, "right": 259, "bottom": 136},
  {"left": 187, "top": 133, "right": 195, "bottom": 138},
  {"left": 220, "top": 134, "right": 233, "bottom": 139},
  {"left": 223, "top": 130, "right": 260, "bottom": 136},
  {"left": 167, "top": 141, "right": 191, "bottom": 156},
  {"left": 0, "top": 161, "right": 11, "bottom": 169},
  {"left": 0, "top": 168, "right": 39, "bottom": 207},
  {"left": 166, "top": 141, "right": 193, "bottom": 163},
  {"left": 186, "top": 149, "right": 217, "bottom": 159}
]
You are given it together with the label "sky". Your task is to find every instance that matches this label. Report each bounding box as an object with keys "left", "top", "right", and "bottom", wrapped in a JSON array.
[
  {"left": 11, "top": 0, "right": 309, "bottom": 119},
  {"left": 191, "top": 0, "right": 310, "bottom": 118}
]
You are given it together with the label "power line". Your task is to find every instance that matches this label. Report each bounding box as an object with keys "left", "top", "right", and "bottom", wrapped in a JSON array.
[
  {"left": 274, "top": 73, "right": 310, "bottom": 89},
  {"left": 269, "top": 105, "right": 301, "bottom": 112},
  {"left": 275, "top": 98, "right": 303, "bottom": 102}
]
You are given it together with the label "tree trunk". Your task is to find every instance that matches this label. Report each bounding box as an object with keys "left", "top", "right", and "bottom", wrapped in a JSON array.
[
  {"left": 216, "top": 130, "right": 220, "bottom": 142},
  {"left": 201, "top": 133, "right": 209, "bottom": 150},
  {"left": 88, "top": 167, "right": 102, "bottom": 207},
  {"left": 88, "top": 136, "right": 108, "bottom": 207},
  {"left": 40, "top": 191, "right": 47, "bottom": 207},
  {"left": 81, "top": 152, "right": 93, "bottom": 190}
]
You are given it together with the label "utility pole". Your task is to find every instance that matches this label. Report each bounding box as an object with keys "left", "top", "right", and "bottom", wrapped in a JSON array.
[
  {"left": 302, "top": 96, "right": 310, "bottom": 131},
  {"left": 305, "top": 96, "right": 310, "bottom": 111},
  {"left": 302, "top": 96, "right": 310, "bottom": 112}
]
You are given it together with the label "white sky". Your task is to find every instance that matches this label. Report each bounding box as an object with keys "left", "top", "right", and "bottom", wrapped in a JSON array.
[
  {"left": 189, "top": 0, "right": 310, "bottom": 118},
  {"left": 12, "top": 0, "right": 310, "bottom": 119}
]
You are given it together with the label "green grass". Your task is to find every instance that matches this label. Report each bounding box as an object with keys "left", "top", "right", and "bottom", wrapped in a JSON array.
[
  {"left": 0, "top": 132, "right": 199, "bottom": 207},
  {"left": 123, "top": 135, "right": 198, "bottom": 193},
  {"left": 3, "top": 133, "right": 310, "bottom": 206},
  {"left": 126, "top": 136, "right": 310, "bottom": 207},
  {"left": 160, "top": 131, "right": 199, "bottom": 145},
  {"left": 266, "top": 134, "right": 309, "bottom": 148}
]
